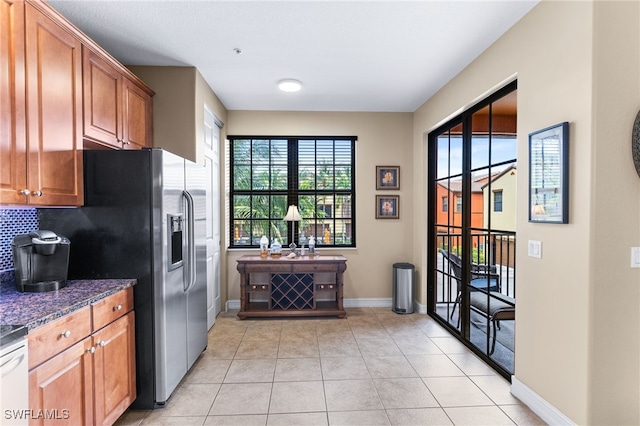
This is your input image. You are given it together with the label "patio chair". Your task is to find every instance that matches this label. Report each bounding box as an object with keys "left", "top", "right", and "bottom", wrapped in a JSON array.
[
  {"left": 440, "top": 249, "right": 501, "bottom": 322},
  {"left": 469, "top": 291, "right": 515, "bottom": 355}
]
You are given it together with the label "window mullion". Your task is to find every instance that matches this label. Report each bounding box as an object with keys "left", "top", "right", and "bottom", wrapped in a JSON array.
[{"left": 286, "top": 139, "right": 299, "bottom": 245}]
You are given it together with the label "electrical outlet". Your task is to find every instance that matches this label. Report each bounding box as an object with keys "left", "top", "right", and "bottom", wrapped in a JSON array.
[
  {"left": 528, "top": 240, "right": 542, "bottom": 259},
  {"left": 631, "top": 247, "right": 640, "bottom": 268}
]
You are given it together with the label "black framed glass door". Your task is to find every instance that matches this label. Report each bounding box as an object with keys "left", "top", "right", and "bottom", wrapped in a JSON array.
[{"left": 427, "top": 81, "right": 518, "bottom": 376}]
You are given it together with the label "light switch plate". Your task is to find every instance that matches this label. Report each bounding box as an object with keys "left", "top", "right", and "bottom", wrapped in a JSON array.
[
  {"left": 528, "top": 240, "right": 542, "bottom": 259},
  {"left": 631, "top": 247, "right": 640, "bottom": 268}
]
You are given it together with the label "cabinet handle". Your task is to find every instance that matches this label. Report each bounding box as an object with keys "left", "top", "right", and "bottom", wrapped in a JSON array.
[
  {"left": 32, "top": 190, "right": 42, "bottom": 197},
  {"left": 60, "top": 330, "right": 71, "bottom": 338},
  {"left": 19, "top": 189, "right": 30, "bottom": 196},
  {"left": 123, "top": 140, "right": 130, "bottom": 145},
  {"left": 98, "top": 341, "right": 106, "bottom": 347},
  {"left": 87, "top": 347, "right": 95, "bottom": 354},
  {"left": 114, "top": 304, "right": 123, "bottom": 311}
]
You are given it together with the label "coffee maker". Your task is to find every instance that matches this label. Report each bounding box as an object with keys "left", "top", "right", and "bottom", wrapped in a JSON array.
[{"left": 11, "top": 230, "right": 70, "bottom": 292}]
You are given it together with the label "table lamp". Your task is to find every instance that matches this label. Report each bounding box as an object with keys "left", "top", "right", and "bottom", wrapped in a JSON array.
[{"left": 283, "top": 205, "right": 302, "bottom": 254}]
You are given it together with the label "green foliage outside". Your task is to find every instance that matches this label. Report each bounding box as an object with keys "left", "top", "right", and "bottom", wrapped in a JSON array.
[{"left": 439, "top": 244, "right": 486, "bottom": 264}]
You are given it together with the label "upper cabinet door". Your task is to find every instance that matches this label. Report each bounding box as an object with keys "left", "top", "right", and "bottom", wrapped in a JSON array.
[
  {"left": 122, "top": 76, "right": 153, "bottom": 149},
  {"left": 0, "top": 0, "right": 27, "bottom": 205},
  {"left": 83, "top": 46, "right": 153, "bottom": 150},
  {"left": 24, "top": 2, "right": 83, "bottom": 206},
  {"left": 83, "top": 46, "right": 122, "bottom": 149}
]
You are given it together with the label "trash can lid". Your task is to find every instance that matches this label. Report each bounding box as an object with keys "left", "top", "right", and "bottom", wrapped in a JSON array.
[{"left": 393, "top": 262, "right": 415, "bottom": 269}]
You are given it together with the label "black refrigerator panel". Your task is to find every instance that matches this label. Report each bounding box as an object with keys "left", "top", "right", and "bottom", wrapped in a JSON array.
[{"left": 38, "top": 149, "right": 158, "bottom": 409}]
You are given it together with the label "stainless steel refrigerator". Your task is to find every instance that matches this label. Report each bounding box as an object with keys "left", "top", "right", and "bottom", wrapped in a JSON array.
[{"left": 39, "top": 148, "right": 208, "bottom": 409}]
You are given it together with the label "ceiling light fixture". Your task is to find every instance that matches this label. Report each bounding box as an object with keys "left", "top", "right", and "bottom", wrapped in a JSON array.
[{"left": 277, "top": 79, "right": 302, "bottom": 92}]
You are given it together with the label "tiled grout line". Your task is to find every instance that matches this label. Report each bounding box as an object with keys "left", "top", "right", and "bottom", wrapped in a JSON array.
[
  {"left": 378, "top": 314, "right": 459, "bottom": 425},
  {"left": 120, "top": 309, "right": 537, "bottom": 425}
]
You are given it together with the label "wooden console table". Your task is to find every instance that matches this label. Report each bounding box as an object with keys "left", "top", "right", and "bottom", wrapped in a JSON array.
[{"left": 236, "top": 254, "right": 347, "bottom": 319}]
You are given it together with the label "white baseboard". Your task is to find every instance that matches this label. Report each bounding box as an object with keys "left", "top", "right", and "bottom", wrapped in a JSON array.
[
  {"left": 226, "top": 299, "right": 241, "bottom": 311},
  {"left": 511, "top": 376, "right": 575, "bottom": 425},
  {"left": 414, "top": 300, "right": 427, "bottom": 314}
]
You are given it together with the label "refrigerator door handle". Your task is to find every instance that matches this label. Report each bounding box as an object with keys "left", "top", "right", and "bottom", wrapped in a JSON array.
[{"left": 182, "top": 190, "right": 197, "bottom": 293}]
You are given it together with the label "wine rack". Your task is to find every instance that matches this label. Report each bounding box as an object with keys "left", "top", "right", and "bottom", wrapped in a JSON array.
[{"left": 271, "top": 274, "right": 314, "bottom": 310}]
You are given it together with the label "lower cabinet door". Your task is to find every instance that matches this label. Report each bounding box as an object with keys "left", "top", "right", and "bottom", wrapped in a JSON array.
[
  {"left": 28, "top": 338, "right": 94, "bottom": 426},
  {"left": 92, "top": 311, "right": 136, "bottom": 426}
]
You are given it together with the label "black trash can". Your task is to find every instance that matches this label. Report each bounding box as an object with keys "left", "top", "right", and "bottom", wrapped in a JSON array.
[{"left": 392, "top": 262, "right": 415, "bottom": 314}]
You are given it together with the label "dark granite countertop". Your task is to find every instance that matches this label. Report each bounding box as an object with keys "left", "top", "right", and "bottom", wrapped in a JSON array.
[{"left": 0, "top": 279, "right": 136, "bottom": 331}]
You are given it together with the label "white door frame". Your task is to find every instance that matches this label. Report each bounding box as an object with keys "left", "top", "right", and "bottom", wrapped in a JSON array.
[{"left": 204, "top": 104, "right": 222, "bottom": 329}]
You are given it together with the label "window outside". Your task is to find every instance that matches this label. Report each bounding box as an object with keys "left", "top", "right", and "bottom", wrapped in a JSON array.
[{"left": 494, "top": 190, "right": 503, "bottom": 212}]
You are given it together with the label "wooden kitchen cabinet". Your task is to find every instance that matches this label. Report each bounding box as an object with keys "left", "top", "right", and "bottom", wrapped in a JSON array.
[
  {"left": 1, "top": 0, "right": 154, "bottom": 207},
  {"left": 28, "top": 307, "right": 92, "bottom": 370},
  {"left": 1, "top": 0, "right": 84, "bottom": 206},
  {"left": 82, "top": 46, "right": 121, "bottom": 149},
  {"left": 92, "top": 312, "right": 136, "bottom": 426},
  {"left": 83, "top": 46, "right": 153, "bottom": 150},
  {"left": 121, "top": 76, "right": 153, "bottom": 150},
  {"left": 0, "top": 0, "right": 27, "bottom": 205},
  {"left": 28, "top": 287, "right": 136, "bottom": 426},
  {"left": 29, "top": 337, "right": 95, "bottom": 426}
]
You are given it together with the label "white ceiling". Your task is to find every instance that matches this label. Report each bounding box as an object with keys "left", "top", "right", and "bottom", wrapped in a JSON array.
[{"left": 48, "top": 0, "right": 538, "bottom": 113}]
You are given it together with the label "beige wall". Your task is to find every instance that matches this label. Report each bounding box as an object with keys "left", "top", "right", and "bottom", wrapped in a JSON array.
[
  {"left": 128, "top": 66, "right": 228, "bottom": 166},
  {"left": 483, "top": 169, "right": 517, "bottom": 232},
  {"left": 589, "top": 1, "right": 640, "bottom": 423},
  {"left": 128, "top": 66, "right": 197, "bottom": 161},
  {"left": 413, "top": 1, "right": 640, "bottom": 424},
  {"left": 224, "top": 111, "right": 413, "bottom": 303}
]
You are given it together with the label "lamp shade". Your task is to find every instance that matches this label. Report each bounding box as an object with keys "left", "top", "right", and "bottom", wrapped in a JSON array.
[
  {"left": 532, "top": 204, "right": 546, "bottom": 215},
  {"left": 283, "top": 205, "right": 302, "bottom": 221}
]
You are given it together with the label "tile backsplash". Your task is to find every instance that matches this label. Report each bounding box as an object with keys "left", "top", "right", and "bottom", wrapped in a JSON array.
[{"left": 0, "top": 208, "right": 38, "bottom": 281}]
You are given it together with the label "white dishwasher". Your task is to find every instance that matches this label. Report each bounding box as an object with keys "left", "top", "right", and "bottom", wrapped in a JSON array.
[{"left": 0, "top": 325, "right": 28, "bottom": 426}]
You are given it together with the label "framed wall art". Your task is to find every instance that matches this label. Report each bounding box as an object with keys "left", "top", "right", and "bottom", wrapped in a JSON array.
[
  {"left": 633, "top": 109, "right": 640, "bottom": 178},
  {"left": 376, "top": 166, "right": 400, "bottom": 190},
  {"left": 376, "top": 195, "right": 399, "bottom": 219},
  {"left": 528, "top": 122, "right": 569, "bottom": 224}
]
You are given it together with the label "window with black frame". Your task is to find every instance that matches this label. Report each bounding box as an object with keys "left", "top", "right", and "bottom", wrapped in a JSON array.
[{"left": 229, "top": 136, "right": 356, "bottom": 249}]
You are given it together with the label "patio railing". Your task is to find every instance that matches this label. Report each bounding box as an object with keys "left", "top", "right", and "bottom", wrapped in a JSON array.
[{"left": 435, "top": 230, "right": 516, "bottom": 306}]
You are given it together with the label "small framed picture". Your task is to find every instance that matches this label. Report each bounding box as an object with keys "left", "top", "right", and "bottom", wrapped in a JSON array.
[
  {"left": 376, "top": 166, "right": 400, "bottom": 190},
  {"left": 376, "top": 195, "right": 399, "bottom": 219}
]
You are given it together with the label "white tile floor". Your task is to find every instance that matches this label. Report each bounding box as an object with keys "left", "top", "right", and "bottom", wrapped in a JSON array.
[{"left": 115, "top": 308, "right": 545, "bottom": 426}]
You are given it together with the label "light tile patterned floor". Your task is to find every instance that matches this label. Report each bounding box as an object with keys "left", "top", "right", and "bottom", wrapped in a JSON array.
[{"left": 115, "top": 308, "right": 545, "bottom": 426}]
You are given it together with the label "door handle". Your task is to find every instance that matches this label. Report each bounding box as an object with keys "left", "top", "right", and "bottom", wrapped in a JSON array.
[
  {"left": 182, "top": 190, "right": 196, "bottom": 293},
  {"left": 0, "top": 352, "right": 25, "bottom": 375}
]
